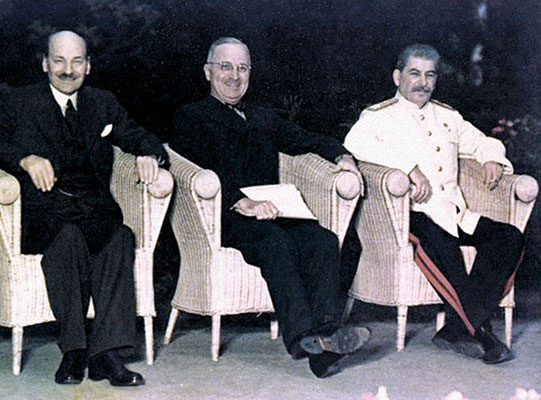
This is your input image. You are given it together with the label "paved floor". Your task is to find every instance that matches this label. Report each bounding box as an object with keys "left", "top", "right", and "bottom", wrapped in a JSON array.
[{"left": 1, "top": 308, "right": 540, "bottom": 400}]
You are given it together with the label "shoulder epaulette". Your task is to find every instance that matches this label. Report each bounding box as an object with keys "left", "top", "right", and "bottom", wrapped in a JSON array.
[
  {"left": 431, "top": 99, "right": 456, "bottom": 111},
  {"left": 366, "top": 98, "right": 398, "bottom": 111}
]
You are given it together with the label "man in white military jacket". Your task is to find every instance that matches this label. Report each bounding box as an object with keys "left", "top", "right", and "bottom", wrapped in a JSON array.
[{"left": 344, "top": 44, "right": 524, "bottom": 364}]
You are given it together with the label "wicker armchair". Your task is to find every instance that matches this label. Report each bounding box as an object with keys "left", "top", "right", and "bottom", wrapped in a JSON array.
[
  {"left": 162, "top": 146, "right": 362, "bottom": 361},
  {"left": 344, "top": 158, "right": 538, "bottom": 351},
  {"left": 0, "top": 146, "right": 173, "bottom": 375}
]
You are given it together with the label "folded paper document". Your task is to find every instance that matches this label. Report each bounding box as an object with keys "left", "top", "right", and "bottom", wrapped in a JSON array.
[{"left": 240, "top": 184, "right": 317, "bottom": 220}]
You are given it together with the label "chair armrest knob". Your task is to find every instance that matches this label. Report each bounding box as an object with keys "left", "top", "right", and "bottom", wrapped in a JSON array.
[
  {"left": 336, "top": 171, "right": 362, "bottom": 200},
  {"left": 0, "top": 173, "right": 20, "bottom": 205},
  {"left": 147, "top": 169, "right": 174, "bottom": 199},
  {"left": 515, "top": 175, "right": 538, "bottom": 203},
  {"left": 386, "top": 169, "right": 410, "bottom": 197},
  {"left": 194, "top": 170, "right": 221, "bottom": 200}
]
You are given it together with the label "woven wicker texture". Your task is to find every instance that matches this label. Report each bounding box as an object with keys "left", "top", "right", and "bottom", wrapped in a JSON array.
[
  {"left": 347, "top": 159, "right": 538, "bottom": 351},
  {"left": 163, "top": 146, "right": 362, "bottom": 361},
  {"left": 0, "top": 146, "right": 173, "bottom": 374}
]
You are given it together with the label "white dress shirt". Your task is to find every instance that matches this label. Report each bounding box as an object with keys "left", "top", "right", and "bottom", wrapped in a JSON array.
[{"left": 49, "top": 84, "right": 78, "bottom": 116}]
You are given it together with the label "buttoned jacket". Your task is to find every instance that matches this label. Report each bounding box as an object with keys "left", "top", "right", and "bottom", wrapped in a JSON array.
[{"left": 344, "top": 93, "right": 512, "bottom": 237}]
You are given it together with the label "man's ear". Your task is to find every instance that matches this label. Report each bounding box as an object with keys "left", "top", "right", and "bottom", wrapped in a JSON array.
[
  {"left": 203, "top": 64, "right": 211, "bottom": 82},
  {"left": 42, "top": 55, "right": 48, "bottom": 72},
  {"left": 86, "top": 57, "right": 91, "bottom": 75},
  {"left": 392, "top": 69, "right": 401, "bottom": 87}
]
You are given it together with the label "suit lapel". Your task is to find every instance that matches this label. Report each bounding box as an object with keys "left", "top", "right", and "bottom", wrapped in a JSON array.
[
  {"left": 202, "top": 96, "right": 248, "bottom": 132},
  {"left": 33, "top": 82, "right": 70, "bottom": 148}
]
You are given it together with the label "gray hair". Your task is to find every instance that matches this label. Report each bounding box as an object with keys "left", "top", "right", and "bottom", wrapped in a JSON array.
[
  {"left": 396, "top": 44, "right": 440, "bottom": 71},
  {"left": 206, "top": 37, "right": 250, "bottom": 62}
]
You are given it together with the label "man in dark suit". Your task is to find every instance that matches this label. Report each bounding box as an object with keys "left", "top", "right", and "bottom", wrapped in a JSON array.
[
  {"left": 169, "top": 37, "right": 370, "bottom": 378},
  {"left": 0, "top": 30, "right": 168, "bottom": 386}
]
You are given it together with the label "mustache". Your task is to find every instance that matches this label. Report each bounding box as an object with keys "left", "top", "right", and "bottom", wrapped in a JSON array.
[
  {"left": 413, "top": 86, "right": 432, "bottom": 93},
  {"left": 57, "top": 73, "right": 79, "bottom": 80}
]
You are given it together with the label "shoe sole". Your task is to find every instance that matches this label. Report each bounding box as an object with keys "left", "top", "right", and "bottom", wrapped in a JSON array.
[
  {"left": 88, "top": 372, "right": 145, "bottom": 387},
  {"left": 301, "top": 326, "right": 371, "bottom": 355},
  {"left": 482, "top": 350, "right": 515, "bottom": 365},
  {"left": 54, "top": 376, "right": 84, "bottom": 385},
  {"left": 432, "top": 336, "right": 484, "bottom": 359}
]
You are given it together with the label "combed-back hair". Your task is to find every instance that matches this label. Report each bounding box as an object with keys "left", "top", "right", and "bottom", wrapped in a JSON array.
[
  {"left": 206, "top": 37, "right": 250, "bottom": 62},
  {"left": 396, "top": 44, "right": 440, "bottom": 71}
]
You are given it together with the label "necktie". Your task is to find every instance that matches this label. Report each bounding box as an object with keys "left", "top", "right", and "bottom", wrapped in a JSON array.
[{"left": 65, "top": 99, "right": 78, "bottom": 133}]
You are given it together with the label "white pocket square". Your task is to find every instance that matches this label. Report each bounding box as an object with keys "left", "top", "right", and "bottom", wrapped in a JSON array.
[{"left": 100, "top": 124, "right": 113, "bottom": 137}]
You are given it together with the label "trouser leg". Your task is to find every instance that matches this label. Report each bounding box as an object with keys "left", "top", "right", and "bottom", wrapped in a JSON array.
[
  {"left": 277, "top": 219, "right": 342, "bottom": 333},
  {"left": 226, "top": 216, "right": 312, "bottom": 349},
  {"left": 459, "top": 217, "right": 524, "bottom": 324},
  {"left": 225, "top": 216, "right": 342, "bottom": 350},
  {"left": 41, "top": 224, "right": 90, "bottom": 353},
  {"left": 409, "top": 212, "right": 484, "bottom": 333},
  {"left": 88, "top": 225, "right": 136, "bottom": 357}
]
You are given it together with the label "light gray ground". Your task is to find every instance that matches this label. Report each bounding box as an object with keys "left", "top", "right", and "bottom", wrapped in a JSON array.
[{"left": 1, "top": 314, "right": 539, "bottom": 400}]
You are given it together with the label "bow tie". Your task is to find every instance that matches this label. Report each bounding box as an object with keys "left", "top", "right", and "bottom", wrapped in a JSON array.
[{"left": 227, "top": 102, "right": 246, "bottom": 112}]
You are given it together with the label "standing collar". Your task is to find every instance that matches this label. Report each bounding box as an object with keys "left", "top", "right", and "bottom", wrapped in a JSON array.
[{"left": 395, "top": 90, "right": 431, "bottom": 112}]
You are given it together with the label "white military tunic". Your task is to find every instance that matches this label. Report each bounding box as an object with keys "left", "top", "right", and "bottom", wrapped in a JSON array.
[{"left": 344, "top": 92, "right": 513, "bottom": 237}]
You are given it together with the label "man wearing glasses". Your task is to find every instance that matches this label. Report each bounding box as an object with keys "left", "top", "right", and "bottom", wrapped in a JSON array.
[{"left": 168, "top": 37, "right": 370, "bottom": 378}]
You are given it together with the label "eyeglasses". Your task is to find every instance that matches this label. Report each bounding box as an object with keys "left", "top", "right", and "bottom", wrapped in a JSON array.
[{"left": 207, "top": 61, "right": 251, "bottom": 74}]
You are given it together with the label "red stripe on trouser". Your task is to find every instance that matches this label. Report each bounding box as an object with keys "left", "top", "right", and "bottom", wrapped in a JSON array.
[
  {"left": 501, "top": 248, "right": 525, "bottom": 298},
  {"left": 408, "top": 233, "right": 476, "bottom": 335}
]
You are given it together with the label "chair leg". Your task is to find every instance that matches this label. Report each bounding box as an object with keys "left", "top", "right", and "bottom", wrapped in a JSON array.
[
  {"left": 270, "top": 320, "right": 279, "bottom": 340},
  {"left": 397, "top": 306, "right": 408, "bottom": 351},
  {"left": 504, "top": 307, "right": 513, "bottom": 349},
  {"left": 341, "top": 296, "right": 355, "bottom": 326},
  {"left": 163, "top": 308, "right": 179, "bottom": 345},
  {"left": 13, "top": 326, "right": 23, "bottom": 375},
  {"left": 211, "top": 314, "right": 221, "bottom": 362},
  {"left": 436, "top": 310, "right": 446, "bottom": 332},
  {"left": 144, "top": 316, "right": 154, "bottom": 365}
]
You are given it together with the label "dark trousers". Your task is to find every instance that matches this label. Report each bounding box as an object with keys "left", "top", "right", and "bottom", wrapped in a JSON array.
[
  {"left": 225, "top": 214, "right": 343, "bottom": 352},
  {"left": 410, "top": 212, "right": 524, "bottom": 333},
  {"left": 30, "top": 190, "right": 137, "bottom": 357}
]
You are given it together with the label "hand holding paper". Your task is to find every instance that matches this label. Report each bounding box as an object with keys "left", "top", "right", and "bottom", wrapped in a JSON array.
[{"left": 239, "top": 184, "right": 316, "bottom": 220}]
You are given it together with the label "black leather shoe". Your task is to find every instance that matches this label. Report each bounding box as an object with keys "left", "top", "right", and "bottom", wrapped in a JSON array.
[
  {"left": 432, "top": 325, "right": 484, "bottom": 359},
  {"left": 475, "top": 323, "right": 514, "bottom": 365},
  {"left": 55, "top": 349, "right": 87, "bottom": 385},
  {"left": 88, "top": 350, "right": 145, "bottom": 386},
  {"left": 300, "top": 326, "right": 371, "bottom": 355},
  {"left": 289, "top": 340, "right": 309, "bottom": 360},
  {"left": 308, "top": 352, "right": 345, "bottom": 378}
]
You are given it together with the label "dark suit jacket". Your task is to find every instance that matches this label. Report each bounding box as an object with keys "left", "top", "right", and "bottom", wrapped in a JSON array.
[
  {"left": 169, "top": 96, "right": 348, "bottom": 231},
  {"left": 0, "top": 81, "right": 168, "bottom": 251}
]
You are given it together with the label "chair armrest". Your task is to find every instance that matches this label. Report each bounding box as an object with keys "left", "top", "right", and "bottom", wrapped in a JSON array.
[
  {"left": 459, "top": 158, "right": 538, "bottom": 232},
  {"left": 111, "top": 146, "right": 174, "bottom": 250},
  {"left": 165, "top": 145, "right": 221, "bottom": 249},
  {"left": 279, "top": 152, "right": 362, "bottom": 246},
  {"left": 0, "top": 168, "right": 22, "bottom": 256},
  {"left": 0, "top": 169, "right": 20, "bottom": 206},
  {"left": 357, "top": 162, "right": 411, "bottom": 248}
]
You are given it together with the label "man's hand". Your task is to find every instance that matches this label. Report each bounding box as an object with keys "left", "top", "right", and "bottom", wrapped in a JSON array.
[
  {"left": 19, "top": 155, "right": 56, "bottom": 192},
  {"left": 408, "top": 166, "right": 432, "bottom": 203},
  {"left": 482, "top": 161, "right": 504, "bottom": 190},
  {"left": 136, "top": 156, "right": 160, "bottom": 184},
  {"left": 336, "top": 155, "right": 363, "bottom": 182},
  {"left": 233, "top": 197, "right": 281, "bottom": 220}
]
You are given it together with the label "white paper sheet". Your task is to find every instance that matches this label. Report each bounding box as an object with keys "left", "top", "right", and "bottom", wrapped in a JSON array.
[{"left": 240, "top": 183, "right": 317, "bottom": 220}]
